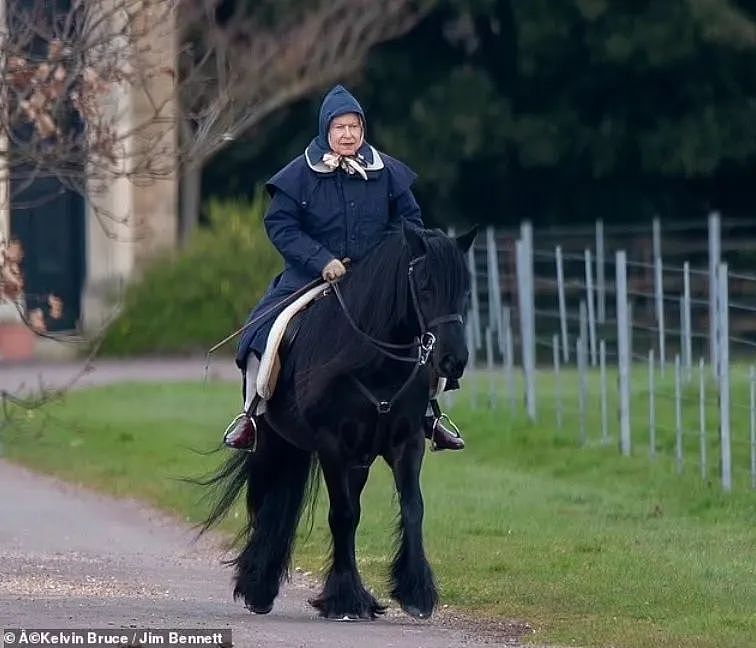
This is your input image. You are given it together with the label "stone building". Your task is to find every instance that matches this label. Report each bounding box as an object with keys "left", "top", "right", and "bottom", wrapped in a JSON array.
[{"left": 0, "top": 0, "right": 178, "bottom": 359}]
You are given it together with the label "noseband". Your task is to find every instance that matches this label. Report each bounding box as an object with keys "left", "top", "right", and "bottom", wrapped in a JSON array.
[{"left": 331, "top": 255, "right": 463, "bottom": 415}]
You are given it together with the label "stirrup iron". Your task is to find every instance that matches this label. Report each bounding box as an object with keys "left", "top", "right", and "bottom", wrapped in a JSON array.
[
  {"left": 431, "top": 413, "right": 462, "bottom": 452},
  {"left": 223, "top": 412, "right": 258, "bottom": 454}
]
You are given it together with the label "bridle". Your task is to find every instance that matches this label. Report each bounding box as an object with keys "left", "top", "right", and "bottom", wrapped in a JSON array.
[{"left": 331, "top": 255, "right": 463, "bottom": 415}]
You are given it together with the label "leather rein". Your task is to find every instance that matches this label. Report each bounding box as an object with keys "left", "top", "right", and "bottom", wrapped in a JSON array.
[{"left": 331, "top": 255, "right": 463, "bottom": 415}]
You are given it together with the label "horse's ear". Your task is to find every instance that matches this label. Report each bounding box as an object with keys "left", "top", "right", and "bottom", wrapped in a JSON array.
[
  {"left": 403, "top": 223, "right": 426, "bottom": 257},
  {"left": 455, "top": 225, "right": 478, "bottom": 254}
]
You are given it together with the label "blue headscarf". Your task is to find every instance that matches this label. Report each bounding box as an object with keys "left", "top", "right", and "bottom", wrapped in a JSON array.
[{"left": 306, "top": 85, "right": 374, "bottom": 165}]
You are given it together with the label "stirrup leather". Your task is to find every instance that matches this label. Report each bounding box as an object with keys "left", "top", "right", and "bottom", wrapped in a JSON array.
[
  {"left": 223, "top": 412, "right": 258, "bottom": 454},
  {"left": 430, "top": 413, "right": 462, "bottom": 451}
]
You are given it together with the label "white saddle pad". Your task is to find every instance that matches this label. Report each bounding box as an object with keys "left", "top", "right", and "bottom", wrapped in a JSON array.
[{"left": 257, "top": 282, "right": 330, "bottom": 400}]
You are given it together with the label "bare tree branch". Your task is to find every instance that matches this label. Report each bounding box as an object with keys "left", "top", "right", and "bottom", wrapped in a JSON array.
[
  {"left": 1, "top": 0, "right": 432, "bottom": 189},
  {"left": 1, "top": 0, "right": 433, "bottom": 326},
  {"left": 179, "top": 0, "right": 431, "bottom": 164}
]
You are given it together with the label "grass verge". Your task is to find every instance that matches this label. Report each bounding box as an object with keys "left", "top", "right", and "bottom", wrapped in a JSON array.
[{"left": 2, "top": 372, "right": 754, "bottom": 648}]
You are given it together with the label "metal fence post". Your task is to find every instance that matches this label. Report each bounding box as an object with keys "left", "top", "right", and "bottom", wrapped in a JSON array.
[
  {"left": 653, "top": 217, "right": 666, "bottom": 374},
  {"left": 579, "top": 299, "right": 588, "bottom": 366},
  {"left": 628, "top": 300, "right": 634, "bottom": 369},
  {"left": 503, "top": 306, "right": 515, "bottom": 412},
  {"left": 486, "top": 326, "right": 496, "bottom": 409},
  {"left": 649, "top": 349, "right": 656, "bottom": 458},
  {"left": 600, "top": 339, "right": 608, "bottom": 445},
  {"left": 517, "top": 230, "right": 536, "bottom": 421},
  {"left": 679, "top": 296, "right": 685, "bottom": 384},
  {"left": 486, "top": 227, "right": 503, "bottom": 339},
  {"left": 578, "top": 337, "right": 587, "bottom": 446},
  {"left": 525, "top": 222, "right": 536, "bottom": 420},
  {"left": 585, "top": 249, "right": 597, "bottom": 367},
  {"left": 699, "top": 357, "right": 707, "bottom": 480},
  {"left": 683, "top": 261, "right": 692, "bottom": 381},
  {"left": 675, "top": 354, "right": 683, "bottom": 474},
  {"left": 466, "top": 319, "right": 477, "bottom": 410},
  {"left": 596, "top": 219, "right": 606, "bottom": 324},
  {"left": 616, "top": 251, "right": 631, "bottom": 456},
  {"left": 718, "top": 262, "right": 731, "bottom": 492},
  {"left": 468, "top": 245, "right": 482, "bottom": 352},
  {"left": 709, "top": 212, "right": 721, "bottom": 378},
  {"left": 750, "top": 366, "right": 755, "bottom": 490},
  {"left": 553, "top": 333, "right": 562, "bottom": 431},
  {"left": 556, "top": 245, "right": 569, "bottom": 364},
  {"left": 466, "top": 319, "right": 475, "bottom": 371}
]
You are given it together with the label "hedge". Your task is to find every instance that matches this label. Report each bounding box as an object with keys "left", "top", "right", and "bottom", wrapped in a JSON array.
[{"left": 100, "top": 195, "right": 281, "bottom": 356}]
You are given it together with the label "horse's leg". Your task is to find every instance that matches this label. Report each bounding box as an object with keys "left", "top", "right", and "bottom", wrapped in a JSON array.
[
  {"left": 388, "top": 433, "right": 439, "bottom": 619},
  {"left": 233, "top": 422, "right": 314, "bottom": 614},
  {"left": 310, "top": 458, "right": 384, "bottom": 619}
]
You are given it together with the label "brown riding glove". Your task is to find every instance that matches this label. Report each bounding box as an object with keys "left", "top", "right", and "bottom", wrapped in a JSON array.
[{"left": 322, "top": 258, "right": 347, "bottom": 282}]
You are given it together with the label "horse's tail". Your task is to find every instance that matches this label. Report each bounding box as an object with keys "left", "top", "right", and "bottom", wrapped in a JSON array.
[
  {"left": 193, "top": 450, "right": 250, "bottom": 538},
  {"left": 193, "top": 437, "right": 320, "bottom": 556}
]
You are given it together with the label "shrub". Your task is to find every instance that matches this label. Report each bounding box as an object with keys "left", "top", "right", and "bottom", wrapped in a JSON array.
[{"left": 100, "top": 195, "right": 282, "bottom": 356}]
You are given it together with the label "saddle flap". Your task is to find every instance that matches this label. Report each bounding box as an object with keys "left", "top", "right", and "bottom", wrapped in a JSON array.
[{"left": 257, "top": 283, "right": 329, "bottom": 400}]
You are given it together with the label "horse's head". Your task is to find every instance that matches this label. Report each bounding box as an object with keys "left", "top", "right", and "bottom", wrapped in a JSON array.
[{"left": 404, "top": 225, "right": 477, "bottom": 380}]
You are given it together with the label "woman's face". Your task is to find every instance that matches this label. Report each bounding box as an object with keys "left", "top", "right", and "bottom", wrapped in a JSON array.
[{"left": 328, "top": 112, "right": 363, "bottom": 156}]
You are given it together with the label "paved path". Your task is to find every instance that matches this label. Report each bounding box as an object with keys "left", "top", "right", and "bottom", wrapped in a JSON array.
[
  {"left": 0, "top": 357, "right": 240, "bottom": 395},
  {"left": 0, "top": 460, "right": 535, "bottom": 647},
  {"left": 0, "top": 359, "right": 536, "bottom": 647}
]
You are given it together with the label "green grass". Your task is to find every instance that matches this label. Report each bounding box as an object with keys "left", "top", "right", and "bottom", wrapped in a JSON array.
[{"left": 2, "top": 371, "right": 755, "bottom": 648}]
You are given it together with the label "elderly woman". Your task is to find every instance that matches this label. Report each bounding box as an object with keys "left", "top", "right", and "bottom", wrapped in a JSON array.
[{"left": 224, "top": 85, "right": 464, "bottom": 452}]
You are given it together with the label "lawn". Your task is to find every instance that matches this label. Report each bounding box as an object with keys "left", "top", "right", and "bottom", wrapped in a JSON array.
[{"left": 2, "top": 369, "right": 755, "bottom": 648}]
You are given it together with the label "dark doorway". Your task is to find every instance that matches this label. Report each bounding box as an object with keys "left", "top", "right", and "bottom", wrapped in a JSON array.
[
  {"left": 10, "top": 178, "right": 85, "bottom": 332},
  {"left": 6, "top": 0, "right": 86, "bottom": 332}
]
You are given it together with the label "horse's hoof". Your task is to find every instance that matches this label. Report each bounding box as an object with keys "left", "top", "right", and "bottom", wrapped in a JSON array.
[
  {"left": 247, "top": 603, "right": 273, "bottom": 615},
  {"left": 309, "top": 592, "right": 385, "bottom": 621},
  {"left": 327, "top": 613, "right": 364, "bottom": 622},
  {"left": 401, "top": 604, "right": 432, "bottom": 620}
]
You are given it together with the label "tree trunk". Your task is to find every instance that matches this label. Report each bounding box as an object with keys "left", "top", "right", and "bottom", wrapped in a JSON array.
[
  {"left": 179, "top": 162, "right": 202, "bottom": 247},
  {"left": 178, "top": 115, "right": 203, "bottom": 247}
]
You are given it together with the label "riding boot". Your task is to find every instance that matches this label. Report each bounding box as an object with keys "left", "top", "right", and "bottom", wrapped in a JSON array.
[
  {"left": 223, "top": 395, "right": 261, "bottom": 451},
  {"left": 423, "top": 399, "right": 465, "bottom": 451},
  {"left": 223, "top": 355, "right": 263, "bottom": 451}
]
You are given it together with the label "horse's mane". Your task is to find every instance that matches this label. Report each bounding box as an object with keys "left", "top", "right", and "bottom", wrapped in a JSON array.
[{"left": 287, "top": 227, "right": 468, "bottom": 411}]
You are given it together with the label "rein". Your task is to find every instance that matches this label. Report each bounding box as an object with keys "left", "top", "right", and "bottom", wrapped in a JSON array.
[
  {"left": 203, "top": 276, "right": 326, "bottom": 381},
  {"left": 333, "top": 255, "right": 463, "bottom": 415},
  {"left": 332, "top": 282, "right": 417, "bottom": 363}
]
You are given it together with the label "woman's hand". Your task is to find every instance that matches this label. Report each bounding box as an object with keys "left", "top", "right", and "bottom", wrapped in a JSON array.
[{"left": 322, "top": 258, "right": 347, "bottom": 282}]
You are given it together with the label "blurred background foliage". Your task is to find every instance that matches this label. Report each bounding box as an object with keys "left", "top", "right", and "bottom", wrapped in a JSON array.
[
  {"left": 101, "top": 195, "right": 280, "bottom": 355},
  {"left": 205, "top": 0, "right": 756, "bottom": 228},
  {"left": 103, "top": 0, "right": 756, "bottom": 353}
]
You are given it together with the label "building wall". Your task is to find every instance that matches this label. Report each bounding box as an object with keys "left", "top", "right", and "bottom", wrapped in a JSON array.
[
  {"left": 0, "top": 1, "right": 179, "bottom": 342},
  {"left": 82, "top": 2, "right": 178, "bottom": 333}
]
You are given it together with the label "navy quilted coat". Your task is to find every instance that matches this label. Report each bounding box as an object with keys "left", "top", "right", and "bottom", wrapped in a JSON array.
[{"left": 235, "top": 85, "right": 424, "bottom": 368}]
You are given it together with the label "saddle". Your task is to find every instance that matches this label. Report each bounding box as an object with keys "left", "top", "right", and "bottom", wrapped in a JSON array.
[
  {"left": 257, "top": 283, "right": 330, "bottom": 400},
  {"left": 256, "top": 280, "right": 447, "bottom": 403}
]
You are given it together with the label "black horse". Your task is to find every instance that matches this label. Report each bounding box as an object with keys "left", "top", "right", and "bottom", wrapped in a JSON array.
[{"left": 199, "top": 225, "right": 475, "bottom": 620}]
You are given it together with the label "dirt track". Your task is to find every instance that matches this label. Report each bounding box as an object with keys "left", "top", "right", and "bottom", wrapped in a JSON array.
[{"left": 0, "top": 357, "right": 537, "bottom": 646}]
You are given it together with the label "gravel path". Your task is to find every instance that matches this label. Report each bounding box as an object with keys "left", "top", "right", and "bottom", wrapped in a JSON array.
[
  {"left": 0, "top": 358, "right": 537, "bottom": 647},
  {"left": 0, "top": 460, "right": 538, "bottom": 646}
]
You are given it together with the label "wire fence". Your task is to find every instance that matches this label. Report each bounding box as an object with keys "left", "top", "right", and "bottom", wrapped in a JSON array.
[{"left": 447, "top": 214, "right": 756, "bottom": 493}]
